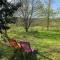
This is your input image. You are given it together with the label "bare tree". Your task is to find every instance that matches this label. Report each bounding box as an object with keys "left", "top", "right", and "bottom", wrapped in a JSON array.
[
  {"left": 42, "top": 0, "right": 53, "bottom": 30},
  {"left": 47, "top": 0, "right": 51, "bottom": 30},
  {"left": 18, "top": 0, "right": 34, "bottom": 32},
  {"left": 15, "top": 0, "right": 43, "bottom": 32}
]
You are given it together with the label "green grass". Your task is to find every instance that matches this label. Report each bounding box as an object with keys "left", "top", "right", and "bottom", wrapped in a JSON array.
[{"left": 0, "top": 25, "right": 60, "bottom": 60}]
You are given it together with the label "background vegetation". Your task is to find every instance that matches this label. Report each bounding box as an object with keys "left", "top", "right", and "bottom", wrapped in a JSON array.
[{"left": 0, "top": 0, "right": 60, "bottom": 60}]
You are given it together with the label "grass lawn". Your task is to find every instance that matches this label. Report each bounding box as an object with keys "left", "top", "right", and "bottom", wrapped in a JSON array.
[{"left": 0, "top": 25, "right": 60, "bottom": 60}]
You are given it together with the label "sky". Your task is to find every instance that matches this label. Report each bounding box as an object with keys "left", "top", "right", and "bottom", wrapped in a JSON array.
[
  {"left": 7, "top": 0, "right": 60, "bottom": 18},
  {"left": 7, "top": 0, "right": 60, "bottom": 10},
  {"left": 52, "top": 0, "right": 60, "bottom": 10},
  {"left": 7, "top": 0, "right": 11, "bottom": 2}
]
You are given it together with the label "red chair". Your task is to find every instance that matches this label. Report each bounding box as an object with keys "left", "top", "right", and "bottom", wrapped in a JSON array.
[{"left": 19, "top": 41, "right": 35, "bottom": 53}]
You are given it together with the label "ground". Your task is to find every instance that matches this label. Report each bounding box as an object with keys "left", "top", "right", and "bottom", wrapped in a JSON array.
[{"left": 0, "top": 25, "right": 60, "bottom": 60}]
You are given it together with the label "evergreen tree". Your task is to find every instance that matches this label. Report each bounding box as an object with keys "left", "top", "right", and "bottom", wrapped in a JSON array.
[{"left": 0, "top": 0, "right": 21, "bottom": 40}]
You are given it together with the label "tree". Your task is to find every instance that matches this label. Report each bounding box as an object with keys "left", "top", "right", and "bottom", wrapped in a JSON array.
[
  {"left": 47, "top": 0, "right": 51, "bottom": 30},
  {"left": 41, "top": 0, "right": 53, "bottom": 30},
  {"left": 18, "top": 0, "right": 34, "bottom": 32},
  {"left": 16, "top": 0, "right": 43, "bottom": 32},
  {"left": 45, "top": 0, "right": 53, "bottom": 30},
  {"left": 0, "top": 0, "right": 21, "bottom": 41}
]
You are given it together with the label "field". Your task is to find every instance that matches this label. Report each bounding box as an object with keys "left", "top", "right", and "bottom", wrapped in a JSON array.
[{"left": 0, "top": 19, "right": 60, "bottom": 60}]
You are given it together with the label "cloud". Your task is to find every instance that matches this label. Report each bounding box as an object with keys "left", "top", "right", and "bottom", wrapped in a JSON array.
[{"left": 7, "top": 0, "right": 12, "bottom": 2}]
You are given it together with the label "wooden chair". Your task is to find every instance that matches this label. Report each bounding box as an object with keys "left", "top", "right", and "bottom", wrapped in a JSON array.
[{"left": 8, "top": 38, "right": 21, "bottom": 49}]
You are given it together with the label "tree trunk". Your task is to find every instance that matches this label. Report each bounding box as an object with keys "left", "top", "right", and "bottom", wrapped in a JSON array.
[
  {"left": 47, "top": 17, "right": 49, "bottom": 30},
  {"left": 25, "top": 27, "right": 28, "bottom": 32}
]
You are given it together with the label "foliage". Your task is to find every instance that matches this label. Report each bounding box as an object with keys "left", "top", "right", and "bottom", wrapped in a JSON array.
[
  {"left": 0, "top": 0, "right": 21, "bottom": 40},
  {"left": 0, "top": 49, "right": 4, "bottom": 58}
]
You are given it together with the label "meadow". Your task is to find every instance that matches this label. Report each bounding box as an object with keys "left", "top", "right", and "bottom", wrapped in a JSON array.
[{"left": 0, "top": 19, "right": 60, "bottom": 60}]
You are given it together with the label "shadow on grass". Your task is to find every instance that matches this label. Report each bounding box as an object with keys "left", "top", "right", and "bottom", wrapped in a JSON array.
[
  {"left": 29, "top": 31, "right": 60, "bottom": 39},
  {"left": 36, "top": 45, "right": 60, "bottom": 60},
  {"left": 48, "top": 45, "right": 60, "bottom": 53},
  {"left": 37, "top": 51, "right": 52, "bottom": 60},
  {"left": 49, "top": 29, "right": 60, "bottom": 32},
  {"left": 9, "top": 49, "right": 37, "bottom": 60},
  {"left": 1, "top": 44, "right": 60, "bottom": 60},
  {"left": 19, "top": 30, "right": 60, "bottom": 40},
  {"left": 9, "top": 48, "right": 53, "bottom": 60}
]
